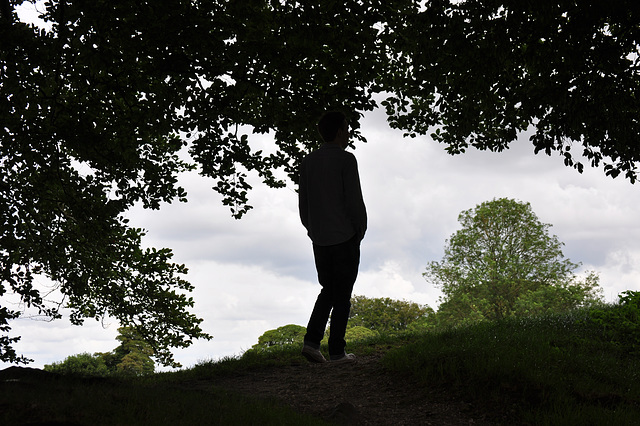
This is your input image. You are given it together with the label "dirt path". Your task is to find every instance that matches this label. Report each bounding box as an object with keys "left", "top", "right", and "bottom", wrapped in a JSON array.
[{"left": 210, "top": 353, "right": 498, "bottom": 425}]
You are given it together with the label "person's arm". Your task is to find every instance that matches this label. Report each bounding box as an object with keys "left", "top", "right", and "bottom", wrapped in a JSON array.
[
  {"left": 298, "top": 161, "right": 310, "bottom": 231},
  {"left": 344, "top": 154, "right": 367, "bottom": 241}
]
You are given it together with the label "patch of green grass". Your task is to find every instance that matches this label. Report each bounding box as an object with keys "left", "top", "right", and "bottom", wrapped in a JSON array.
[{"left": 381, "top": 310, "right": 640, "bottom": 425}]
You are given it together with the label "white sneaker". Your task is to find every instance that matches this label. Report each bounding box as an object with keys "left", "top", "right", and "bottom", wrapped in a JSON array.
[
  {"left": 301, "top": 345, "right": 327, "bottom": 363},
  {"left": 330, "top": 353, "right": 357, "bottom": 365}
]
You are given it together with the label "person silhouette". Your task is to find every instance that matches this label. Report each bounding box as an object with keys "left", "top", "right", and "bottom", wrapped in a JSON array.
[{"left": 298, "top": 111, "right": 367, "bottom": 364}]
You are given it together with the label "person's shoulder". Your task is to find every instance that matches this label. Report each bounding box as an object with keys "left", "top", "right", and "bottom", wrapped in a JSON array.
[
  {"left": 329, "top": 149, "right": 357, "bottom": 166},
  {"left": 341, "top": 149, "right": 358, "bottom": 163},
  {"left": 304, "top": 144, "right": 356, "bottom": 163},
  {"left": 326, "top": 145, "right": 355, "bottom": 158},
  {"left": 304, "top": 144, "right": 335, "bottom": 159},
  {"left": 302, "top": 149, "right": 320, "bottom": 164}
]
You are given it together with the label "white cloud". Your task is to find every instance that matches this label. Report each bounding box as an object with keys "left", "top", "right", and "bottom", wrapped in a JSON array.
[
  {"left": 7, "top": 317, "right": 119, "bottom": 368},
  {"left": 15, "top": 0, "right": 51, "bottom": 31},
  {"left": 356, "top": 260, "right": 439, "bottom": 308},
  {"left": 584, "top": 249, "right": 640, "bottom": 303}
]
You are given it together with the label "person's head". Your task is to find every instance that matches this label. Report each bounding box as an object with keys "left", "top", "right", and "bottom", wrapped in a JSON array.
[{"left": 317, "top": 111, "right": 349, "bottom": 148}]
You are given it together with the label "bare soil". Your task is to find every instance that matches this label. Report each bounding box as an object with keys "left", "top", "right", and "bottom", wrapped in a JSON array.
[{"left": 209, "top": 352, "right": 509, "bottom": 425}]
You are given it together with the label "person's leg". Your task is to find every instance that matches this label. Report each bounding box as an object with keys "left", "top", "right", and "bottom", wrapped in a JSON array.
[
  {"left": 303, "top": 244, "right": 334, "bottom": 348},
  {"left": 327, "top": 236, "right": 360, "bottom": 358},
  {"left": 303, "top": 288, "right": 332, "bottom": 348}
]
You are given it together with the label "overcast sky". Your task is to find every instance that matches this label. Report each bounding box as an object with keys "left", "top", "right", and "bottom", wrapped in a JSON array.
[{"left": 3, "top": 104, "right": 640, "bottom": 371}]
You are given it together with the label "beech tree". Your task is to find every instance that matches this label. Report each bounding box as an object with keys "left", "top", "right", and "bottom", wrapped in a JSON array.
[
  {"left": 2, "top": 0, "right": 636, "bottom": 364},
  {"left": 424, "top": 198, "right": 603, "bottom": 326}
]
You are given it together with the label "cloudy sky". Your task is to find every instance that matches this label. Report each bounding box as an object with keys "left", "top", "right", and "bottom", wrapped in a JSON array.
[{"left": 3, "top": 105, "right": 640, "bottom": 371}]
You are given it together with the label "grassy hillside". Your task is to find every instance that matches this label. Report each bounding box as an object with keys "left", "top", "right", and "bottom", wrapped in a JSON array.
[
  {"left": 382, "top": 310, "right": 640, "bottom": 425},
  {"left": 1, "top": 307, "right": 639, "bottom": 425}
]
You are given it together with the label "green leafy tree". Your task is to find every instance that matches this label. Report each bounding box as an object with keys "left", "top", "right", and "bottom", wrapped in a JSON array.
[
  {"left": 250, "top": 324, "right": 306, "bottom": 352},
  {"left": 3, "top": 0, "right": 637, "bottom": 364},
  {"left": 513, "top": 271, "right": 604, "bottom": 317},
  {"left": 116, "top": 351, "right": 154, "bottom": 376},
  {"left": 348, "top": 295, "right": 434, "bottom": 333},
  {"left": 424, "top": 198, "right": 603, "bottom": 326},
  {"left": 111, "top": 326, "right": 155, "bottom": 376},
  {"left": 383, "top": 0, "right": 640, "bottom": 181},
  {"left": 43, "top": 352, "right": 110, "bottom": 377}
]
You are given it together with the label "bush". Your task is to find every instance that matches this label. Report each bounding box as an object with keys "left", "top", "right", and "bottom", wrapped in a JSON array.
[
  {"left": 345, "top": 326, "right": 379, "bottom": 342},
  {"left": 44, "top": 353, "right": 110, "bottom": 377},
  {"left": 587, "top": 290, "right": 640, "bottom": 352}
]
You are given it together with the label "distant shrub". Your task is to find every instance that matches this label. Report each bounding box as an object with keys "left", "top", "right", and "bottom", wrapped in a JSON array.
[
  {"left": 43, "top": 327, "right": 155, "bottom": 377},
  {"left": 44, "top": 352, "right": 110, "bottom": 377},
  {"left": 345, "top": 326, "right": 379, "bottom": 342},
  {"left": 248, "top": 324, "right": 306, "bottom": 353}
]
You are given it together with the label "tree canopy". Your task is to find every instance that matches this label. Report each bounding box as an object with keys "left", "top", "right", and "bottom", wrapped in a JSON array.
[
  {"left": 2, "top": 0, "right": 636, "bottom": 364},
  {"left": 383, "top": 1, "right": 640, "bottom": 182},
  {"left": 424, "top": 198, "right": 603, "bottom": 326}
]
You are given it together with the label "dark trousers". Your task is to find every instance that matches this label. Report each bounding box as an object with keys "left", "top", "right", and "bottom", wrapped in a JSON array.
[{"left": 304, "top": 235, "right": 360, "bottom": 357}]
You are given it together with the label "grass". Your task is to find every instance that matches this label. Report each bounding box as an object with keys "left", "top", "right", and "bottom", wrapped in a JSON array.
[
  {"left": 2, "top": 307, "right": 639, "bottom": 424},
  {"left": 382, "top": 309, "right": 640, "bottom": 425}
]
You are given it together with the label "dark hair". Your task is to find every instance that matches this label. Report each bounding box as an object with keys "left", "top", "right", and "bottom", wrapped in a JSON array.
[{"left": 317, "top": 111, "right": 346, "bottom": 142}]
